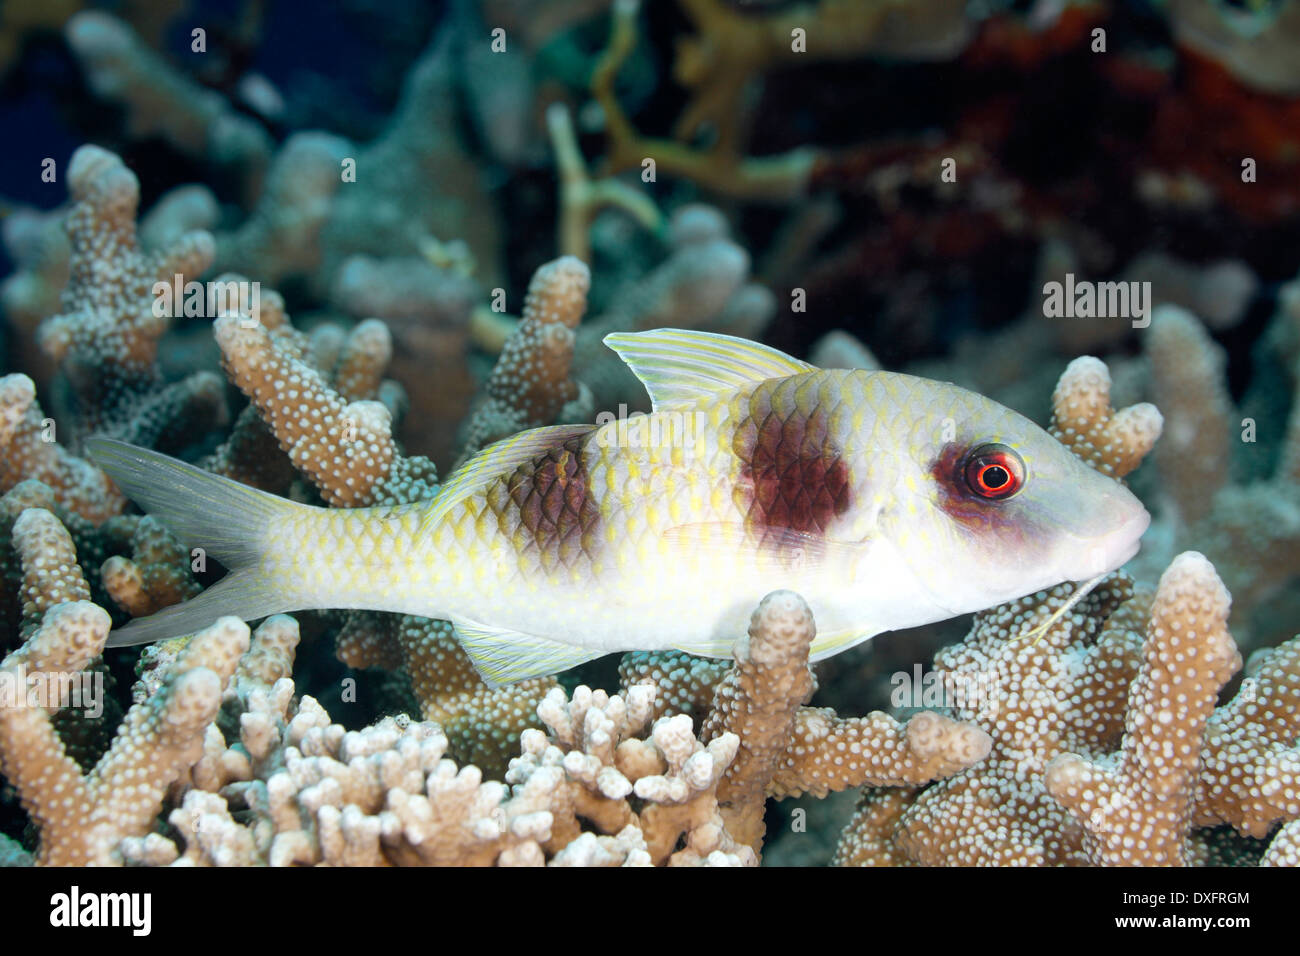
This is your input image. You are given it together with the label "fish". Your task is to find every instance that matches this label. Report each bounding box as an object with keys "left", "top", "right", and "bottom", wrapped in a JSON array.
[{"left": 86, "top": 327, "right": 1151, "bottom": 685}]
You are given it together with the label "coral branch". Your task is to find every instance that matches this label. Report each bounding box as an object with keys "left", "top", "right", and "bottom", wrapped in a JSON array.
[{"left": 1046, "top": 552, "right": 1240, "bottom": 865}]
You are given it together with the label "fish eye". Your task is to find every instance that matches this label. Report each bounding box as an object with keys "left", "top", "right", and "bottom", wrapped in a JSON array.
[{"left": 963, "top": 444, "right": 1025, "bottom": 500}]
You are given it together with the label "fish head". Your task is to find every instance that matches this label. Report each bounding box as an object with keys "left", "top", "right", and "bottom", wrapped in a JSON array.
[{"left": 873, "top": 375, "right": 1150, "bottom": 615}]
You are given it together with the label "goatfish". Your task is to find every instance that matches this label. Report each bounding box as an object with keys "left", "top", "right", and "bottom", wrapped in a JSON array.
[{"left": 87, "top": 328, "right": 1150, "bottom": 685}]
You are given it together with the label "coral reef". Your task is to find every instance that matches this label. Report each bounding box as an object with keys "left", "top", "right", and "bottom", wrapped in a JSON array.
[
  {"left": 3, "top": 0, "right": 1299, "bottom": 870},
  {"left": 30, "top": 145, "right": 226, "bottom": 451}
]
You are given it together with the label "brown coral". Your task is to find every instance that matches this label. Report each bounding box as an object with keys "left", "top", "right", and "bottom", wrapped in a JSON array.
[
  {"left": 1, "top": 608, "right": 247, "bottom": 865},
  {"left": 1049, "top": 355, "right": 1163, "bottom": 479},
  {"left": 1045, "top": 552, "right": 1240, "bottom": 865},
  {"left": 33, "top": 144, "right": 226, "bottom": 448},
  {"left": 0, "top": 374, "right": 124, "bottom": 523},
  {"left": 457, "top": 255, "right": 591, "bottom": 464}
]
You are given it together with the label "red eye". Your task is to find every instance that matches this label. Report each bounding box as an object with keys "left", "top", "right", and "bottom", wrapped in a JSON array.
[{"left": 963, "top": 444, "right": 1024, "bottom": 500}]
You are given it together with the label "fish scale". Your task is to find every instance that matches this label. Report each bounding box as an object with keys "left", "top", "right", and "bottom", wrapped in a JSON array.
[{"left": 88, "top": 328, "right": 1150, "bottom": 686}]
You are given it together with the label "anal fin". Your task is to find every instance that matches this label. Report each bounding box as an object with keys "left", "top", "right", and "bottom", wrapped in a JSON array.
[{"left": 451, "top": 618, "right": 603, "bottom": 687}]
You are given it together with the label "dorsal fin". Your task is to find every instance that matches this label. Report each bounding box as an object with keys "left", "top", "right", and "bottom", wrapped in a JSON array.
[
  {"left": 421, "top": 424, "right": 594, "bottom": 534},
  {"left": 604, "top": 328, "right": 815, "bottom": 411}
]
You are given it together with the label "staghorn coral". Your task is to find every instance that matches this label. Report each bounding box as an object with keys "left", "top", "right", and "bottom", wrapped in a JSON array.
[
  {"left": 1047, "top": 355, "right": 1163, "bottom": 480},
  {"left": 34, "top": 145, "right": 227, "bottom": 450},
  {"left": 5, "top": 283, "right": 1297, "bottom": 866},
  {"left": 835, "top": 550, "right": 1300, "bottom": 867},
  {"left": 331, "top": 252, "right": 478, "bottom": 465},
  {"left": 4, "top": 0, "right": 1300, "bottom": 870},
  {"left": 0, "top": 610, "right": 246, "bottom": 865},
  {"left": 1, "top": 499, "right": 120, "bottom": 765},
  {"left": 201, "top": 284, "right": 547, "bottom": 778},
  {"left": 699, "top": 590, "right": 990, "bottom": 852},
  {"left": 0, "top": 374, "right": 124, "bottom": 522},
  {"left": 213, "top": 302, "right": 436, "bottom": 508},
  {"left": 26, "top": 585, "right": 986, "bottom": 867},
  {"left": 457, "top": 255, "right": 591, "bottom": 464},
  {"left": 1139, "top": 301, "right": 1300, "bottom": 651},
  {"left": 64, "top": 12, "right": 273, "bottom": 199},
  {"left": 1195, "top": 638, "right": 1300, "bottom": 838},
  {"left": 100, "top": 514, "right": 200, "bottom": 619},
  {"left": 834, "top": 574, "right": 1148, "bottom": 867},
  {"left": 591, "top": 0, "right": 971, "bottom": 201},
  {"left": 387, "top": 616, "right": 555, "bottom": 778},
  {"left": 1262, "top": 821, "right": 1300, "bottom": 867},
  {"left": 1146, "top": 305, "right": 1233, "bottom": 526},
  {"left": 0, "top": 475, "right": 987, "bottom": 867},
  {"left": 1044, "top": 553, "right": 1241, "bottom": 865},
  {"left": 212, "top": 133, "right": 352, "bottom": 287},
  {"left": 0, "top": 205, "right": 70, "bottom": 389}
]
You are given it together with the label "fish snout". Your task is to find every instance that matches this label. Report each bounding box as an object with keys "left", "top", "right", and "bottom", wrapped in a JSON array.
[
  {"left": 1081, "top": 494, "right": 1154, "bottom": 574},
  {"left": 1059, "top": 488, "right": 1151, "bottom": 579}
]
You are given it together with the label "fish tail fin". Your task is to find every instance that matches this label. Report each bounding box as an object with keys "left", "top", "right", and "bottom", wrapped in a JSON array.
[{"left": 86, "top": 438, "right": 306, "bottom": 647}]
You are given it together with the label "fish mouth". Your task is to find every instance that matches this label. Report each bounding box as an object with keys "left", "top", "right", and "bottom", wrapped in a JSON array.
[{"left": 1060, "top": 500, "right": 1151, "bottom": 578}]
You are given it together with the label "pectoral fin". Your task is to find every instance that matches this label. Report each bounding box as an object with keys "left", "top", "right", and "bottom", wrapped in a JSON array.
[{"left": 808, "top": 625, "right": 880, "bottom": 661}]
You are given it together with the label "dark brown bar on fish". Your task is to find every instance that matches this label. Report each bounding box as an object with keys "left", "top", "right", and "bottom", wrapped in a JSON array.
[
  {"left": 732, "top": 377, "right": 851, "bottom": 548},
  {"left": 487, "top": 434, "right": 601, "bottom": 576}
]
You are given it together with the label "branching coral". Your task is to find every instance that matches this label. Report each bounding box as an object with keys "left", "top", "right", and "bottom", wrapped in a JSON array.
[
  {"left": 1141, "top": 302, "right": 1300, "bottom": 650},
  {"left": 457, "top": 255, "right": 591, "bottom": 464},
  {"left": 0, "top": 373, "right": 124, "bottom": 522},
  {"left": 1195, "top": 638, "right": 1300, "bottom": 837},
  {"left": 200, "top": 282, "right": 549, "bottom": 780},
  {"left": 1048, "top": 355, "right": 1163, "bottom": 480},
  {"left": 698, "top": 590, "right": 990, "bottom": 851},
  {"left": 64, "top": 12, "right": 273, "bottom": 199},
  {"left": 1044, "top": 553, "right": 1241, "bottom": 865},
  {"left": 2, "top": 0, "right": 1297, "bottom": 871},
  {"left": 0, "top": 501, "right": 248, "bottom": 865},
  {"left": 0, "top": 459, "right": 988, "bottom": 867},
  {"left": 212, "top": 132, "right": 352, "bottom": 287},
  {"left": 591, "top": 0, "right": 971, "bottom": 201},
  {"left": 1, "top": 579, "right": 990, "bottom": 866},
  {"left": 212, "top": 299, "right": 436, "bottom": 508},
  {"left": 100, "top": 515, "right": 200, "bottom": 618},
  {"left": 35, "top": 145, "right": 226, "bottom": 449}
]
